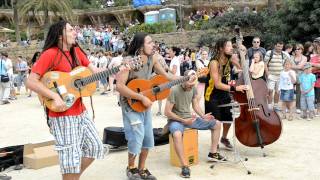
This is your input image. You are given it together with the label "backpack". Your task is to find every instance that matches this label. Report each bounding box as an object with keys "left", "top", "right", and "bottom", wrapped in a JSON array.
[{"left": 266, "top": 50, "right": 285, "bottom": 66}]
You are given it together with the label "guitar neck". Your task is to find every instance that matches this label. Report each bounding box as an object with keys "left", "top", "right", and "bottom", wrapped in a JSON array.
[
  {"left": 82, "top": 66, "right": 120, "bottom": 86},
  {"left": 156, "top": 76, "right": 190, "bottom": 93}
]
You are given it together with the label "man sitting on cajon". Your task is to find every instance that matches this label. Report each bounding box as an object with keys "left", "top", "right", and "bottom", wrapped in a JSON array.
[{"left": 164, "top": 70, "right": 227, "bottom": 178}]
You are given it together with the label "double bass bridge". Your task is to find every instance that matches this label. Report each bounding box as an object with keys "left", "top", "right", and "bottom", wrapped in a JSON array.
[{"left": 248, "top": 107, "right": 260, "bottom": 112}]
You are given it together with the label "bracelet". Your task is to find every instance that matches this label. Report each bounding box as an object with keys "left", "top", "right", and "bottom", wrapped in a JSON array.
[{"left": 230, "top": 85, "right": 236, "bottom": 92}]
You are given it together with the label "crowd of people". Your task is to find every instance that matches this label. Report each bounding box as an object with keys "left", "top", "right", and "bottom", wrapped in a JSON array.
[
  {"left": 1, "top": 19, "right": 320, "bottom": 180},
  {"left": 2, "top": 35, "right": 320, "bottom": 122}
]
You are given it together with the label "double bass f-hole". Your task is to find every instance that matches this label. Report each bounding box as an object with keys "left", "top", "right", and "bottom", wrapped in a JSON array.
[{"left": 257, "top": 104, "right": 271, "bottom": 117}]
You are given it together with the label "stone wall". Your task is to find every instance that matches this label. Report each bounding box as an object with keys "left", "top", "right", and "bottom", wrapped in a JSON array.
[{"left": 151, "top": 28, "right": 256, "bottom": 48}]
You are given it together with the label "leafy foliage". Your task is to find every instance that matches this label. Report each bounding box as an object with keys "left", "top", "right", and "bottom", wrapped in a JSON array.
[
  {"left": 273, "top": 0, "right": 320, "bottom": 42},
  {"left": 114, "top": 0, "right": 132, "bottom": 6},
  {"left": 201, "top": 11, "right": 265, "bottom": 31},
  {"left": 18, "top": 0, "right": 74, "bottom": 21},
  {"left": 127, "top": 21, "right": 176, "bottom": 37},
  {"left": 198, "top": 0, "right": 320, "bottom": 48}
]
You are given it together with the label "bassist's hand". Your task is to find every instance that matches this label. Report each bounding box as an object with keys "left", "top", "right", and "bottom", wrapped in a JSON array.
[
  {"left": 236, "top": 85, "right": 249, "bottom": 93},
  {"left": 53, "top": 94, "right": 67, "bottom": 112},
  {"left": 141, "top": 96, "right": 153, "bottom": 108}
]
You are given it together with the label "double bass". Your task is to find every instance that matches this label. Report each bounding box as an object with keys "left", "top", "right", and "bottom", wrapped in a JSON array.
[{"left": 232, "top": 27, "right": 282, "bottom": 150}]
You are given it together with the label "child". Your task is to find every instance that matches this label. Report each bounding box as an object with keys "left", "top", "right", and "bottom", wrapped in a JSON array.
[
  {"left": 299, "top": 63, "right": 316, "bottom": 120},
  {"left": 279, "top": 60, "right": 296, "bottom": 120},
  {"left": 249, "top": 51, "right": 265, "bottom": 80}
]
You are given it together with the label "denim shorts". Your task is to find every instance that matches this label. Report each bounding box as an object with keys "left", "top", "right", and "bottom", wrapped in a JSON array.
[
  {"left": 122, "top": 106, "right": 154, "bottom": 155},
  {"left": 300, "top": 95, "right": 315, "bottom": 111},
  {"left": 280, "top": 89, "right": 294, "bottom": 102},
  {"left": 168, "top": 117, "right": 216, "bottom": 134}
]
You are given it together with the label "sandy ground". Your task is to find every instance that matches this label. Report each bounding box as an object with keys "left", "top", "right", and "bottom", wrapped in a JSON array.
[{"left": 1, "top": 91, "right": 320, "bottom": 180}]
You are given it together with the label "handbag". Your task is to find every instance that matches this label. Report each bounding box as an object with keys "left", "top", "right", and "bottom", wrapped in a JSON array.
[
  {"left": 0, "top": 60, "right": 9, "bottom": 83},
  {"left": 0, "top": 75, "right": 9, "bottom": 83}
]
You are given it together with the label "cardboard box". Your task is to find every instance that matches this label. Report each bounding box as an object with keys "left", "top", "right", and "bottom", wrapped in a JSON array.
[
  {"left": 23, "top": 141, "right": 59, "bottom": 169},
  {"left": 169, "top": 129, "right": 198, "bottom": 167}
]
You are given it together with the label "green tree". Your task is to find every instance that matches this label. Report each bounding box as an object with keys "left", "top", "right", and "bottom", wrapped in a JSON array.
[
  {"left": 273, "top": 0, "right": 320, "bottom": 42},
  {"left": 18, "top": 0, "right": 73, "bottom": 39},
  {"left": 268, "top": 0, "right": 277, "bottom": 13}
]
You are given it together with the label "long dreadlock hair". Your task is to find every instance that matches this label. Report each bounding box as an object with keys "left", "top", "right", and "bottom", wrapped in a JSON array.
[
  {"left": 212, "top": 38, "right": 231, "bottom": 77},
  {"left": 127, "top": 32, "right": 149, "bottom": 56},
  {"left": 42, "top": 19, "right": 85, "bottom": 68}
]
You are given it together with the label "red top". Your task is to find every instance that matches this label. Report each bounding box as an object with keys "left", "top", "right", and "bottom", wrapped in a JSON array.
[
  {"left": 32, "top": 47, "right": 90, "bottom": 117},
  {"left": 311, "top": 54, "right": 320, "bottom": 87}
]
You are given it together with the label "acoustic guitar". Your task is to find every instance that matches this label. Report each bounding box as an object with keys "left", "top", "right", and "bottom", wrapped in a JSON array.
[
  {"left": 127, "top": 68, "right": 209, "bottom": 112},
  {"left": 40, "top": 56, "right": 142, "bottom": 112}
]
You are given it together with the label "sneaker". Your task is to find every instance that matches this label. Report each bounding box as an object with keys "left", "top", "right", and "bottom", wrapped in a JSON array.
[
  {"left": 139, "top": 169, "right": 157, "bottom": 180},
  {"left": 296, "top": 109, "right": 301, "bottom": 114},
  {"left": 220, "top": 137, "right": 233, "bottom": 150},
  {"left": 126, "top": 167, "right": 141, "bottom": 180},
  {"left": 207, "top": 152, "right": 227, "bottom": 162},
  {"left": 0, "top": 174, "right": 12, "bottom": 180},
  {"left": 301, "top": 115, "right": 307, "bottom": 120},
  {"left": 1, "top": 100, "right": 10, "bottom": 105},
  {"left": 180, "top": 166, "right": 190, "bottom": 178}
]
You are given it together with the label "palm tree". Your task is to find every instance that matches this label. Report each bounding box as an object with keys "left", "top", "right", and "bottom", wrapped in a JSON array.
[
  {"left": 12, "top": 0, "right": 21, "bottom": 43},
  {"left": 18, "top": 0, "right": 73, "bottom": 39}
]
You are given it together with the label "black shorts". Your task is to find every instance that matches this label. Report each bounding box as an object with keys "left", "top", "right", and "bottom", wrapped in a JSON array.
[{"left": 205, "top": 97, "right": 233, "bottom": 122}]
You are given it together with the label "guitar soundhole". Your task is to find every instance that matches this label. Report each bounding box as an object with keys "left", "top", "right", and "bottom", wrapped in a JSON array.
[{"left": 74, "top": 79, "right": 83, "bottom": 89}]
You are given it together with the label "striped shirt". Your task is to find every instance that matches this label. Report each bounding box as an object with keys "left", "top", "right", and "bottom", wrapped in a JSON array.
[{"left": 264, "top": 50, "right": 290, "bottom": 76}]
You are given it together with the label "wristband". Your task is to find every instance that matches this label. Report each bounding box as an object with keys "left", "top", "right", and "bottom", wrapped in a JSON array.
[{"left": 230, "top": 85, "right": 236, "bottom": 92}]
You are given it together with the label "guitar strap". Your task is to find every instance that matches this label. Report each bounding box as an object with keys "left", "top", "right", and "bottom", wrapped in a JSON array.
[
  {"left": 44, "top": 47, "right": 96, "bottom": 125},
  {"left": 59, "top": 47, "right": 96, "bottom": 121}
]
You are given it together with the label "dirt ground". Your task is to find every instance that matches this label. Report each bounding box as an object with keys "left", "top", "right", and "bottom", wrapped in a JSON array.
[{"left": 1, "top": 92, "right": 319, "bottom": 180}]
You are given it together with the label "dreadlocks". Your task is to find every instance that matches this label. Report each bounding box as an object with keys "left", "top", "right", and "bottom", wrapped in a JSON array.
[
  {"left": 42, "top": 19, "right": 87, "bottom": 68},
  {"left": 212, "top": 38, "right": 232, "bottom": 77},
  {"left": 43, "top": 20, "right": 67, "bottom": 52}
]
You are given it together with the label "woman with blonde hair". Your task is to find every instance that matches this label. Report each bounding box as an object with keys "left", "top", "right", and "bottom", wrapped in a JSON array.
[{"left": 291, "top": 43, "right": 307, "bottom": 114}]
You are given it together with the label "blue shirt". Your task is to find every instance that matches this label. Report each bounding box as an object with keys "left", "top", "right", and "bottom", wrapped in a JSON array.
[
  {"left": 0, "top": 59, "right": 7, "bottom": 75},
  {"left": 299, "top": 73, "right": 316, "bottom": 97}
]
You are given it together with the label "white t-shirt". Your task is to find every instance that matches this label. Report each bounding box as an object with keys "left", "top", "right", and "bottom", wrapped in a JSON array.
[
  {"left": 108, "top": 56, "right": 123, "bottom": 69},
  {"left": 5, "top": 58, "right": 13, "bottom": 75},
  {"left": 279, "top": 70, "right": 296, "bottom": 90},
  {"left": 169, "top": 56, "right": 180, "bottom": 76},
  {"left": 196, "top": 58, "right": 209, "bottom": 69},
  {"left": 88, "top": 55, "right": 97, "bottom": 67},
  {"left": 98, "top": 56, "right": 109, "bottom": 69}
]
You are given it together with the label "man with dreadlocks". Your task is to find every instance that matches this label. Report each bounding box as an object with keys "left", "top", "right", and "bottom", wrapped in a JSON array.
[
  {"left": 26, "top": 20, "right": 104, "bottom": 180},
  {"left": 204, "top": 38, "right": 248, "bottom": 150}
]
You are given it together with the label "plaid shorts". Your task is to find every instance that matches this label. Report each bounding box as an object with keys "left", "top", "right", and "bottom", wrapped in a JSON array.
[{"left": 49, "top": 111, "right": 104, "bottom": 174}]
